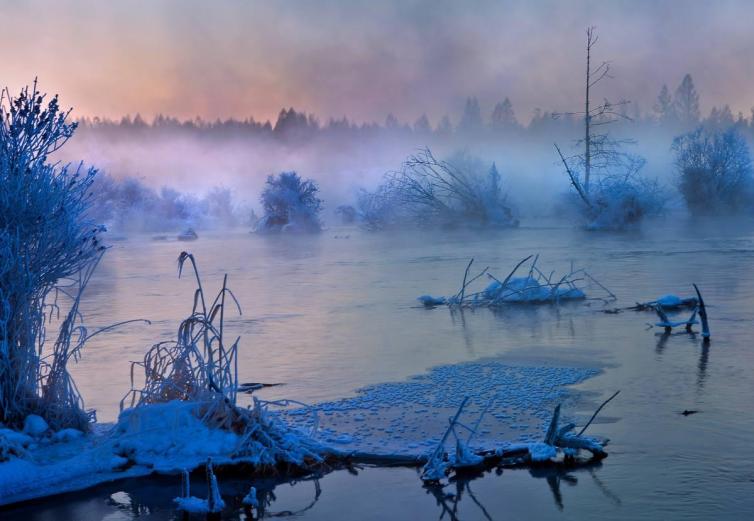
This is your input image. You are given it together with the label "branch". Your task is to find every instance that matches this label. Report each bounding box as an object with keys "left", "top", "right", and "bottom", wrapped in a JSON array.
[{"left": 554, "top": 143, "right": 592, "bottom": 208}]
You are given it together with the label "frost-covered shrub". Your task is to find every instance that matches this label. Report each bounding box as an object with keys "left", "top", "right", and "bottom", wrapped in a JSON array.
[
  {"left": 557, "top": 145, "right": 664, "bottom": 230},
  {"left": 256, "top": 172, "right": 323, "bottom": 233},
  {"left": 672, "top": 126, "right": 753, "bottom": 215},
  {"left": 90, "top": 174, "right": 244, "bottom": 232},
  {"left": 355, "top": 184, "right": 407, "bottom": 231},
  {"left": 334, "top": 204, "right": 357, "bottom": 224},
  {"left": 358, "top": 148, "right": 518, "bottom": 230},
  {"left": 0, "top": 81, "right": 104, "bottom": 431},
  {"left": 582, "top": 170, "right": 666, "bottom": 230}
]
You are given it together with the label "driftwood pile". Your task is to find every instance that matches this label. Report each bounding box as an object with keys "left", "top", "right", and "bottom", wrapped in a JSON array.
[{"left": 419, "top": 255, "right": 615, "bottom": 310}]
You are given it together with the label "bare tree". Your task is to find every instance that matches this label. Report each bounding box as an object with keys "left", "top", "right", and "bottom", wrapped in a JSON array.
[
  {"left": 554, "top": 27, "right": 663, "bottom": 229},
  {"left": 358, "top": 148, "right": 517, "bottom": 230}
]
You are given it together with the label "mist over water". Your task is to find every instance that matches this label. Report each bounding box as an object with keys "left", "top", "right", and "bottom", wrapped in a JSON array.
[{"left": 56, "top": 118, "right": 686, "bottom": 230}]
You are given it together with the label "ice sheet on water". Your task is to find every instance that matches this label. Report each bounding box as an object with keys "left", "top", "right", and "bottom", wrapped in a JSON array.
[
  {"left": 0, "top": 360, "right": 600, "bottom": 505},
  {"left": 280, "top": 359, "right": 599, "bottom": 456}
]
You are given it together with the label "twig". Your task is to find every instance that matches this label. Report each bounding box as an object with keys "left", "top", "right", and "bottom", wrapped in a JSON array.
[{"left": 578, "top": 390, "right": 620, "bottom": 436}]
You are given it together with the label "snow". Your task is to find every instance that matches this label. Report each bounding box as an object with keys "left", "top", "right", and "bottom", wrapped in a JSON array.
[
  {"left": 113, "top": 401, "right": 240, "bottom": 473},
  {"left": 656, "top": 294, "right": 683, "bottom": 308},
  {"left": 174, "top": 495, "right": 225, "bottom": 513},
  {"left": 242, "top": 486, "right": 259, "bottom": 507},
  {"left": 23, "top": 415, "right": 49, "bottom": 437},
  {"left": 452, "top": 440, "right": 484, "bottom": 468},
  {"left": 487, "top": 277, "right": 586, "bottom": 303},
  {"left": 0, "top": 428, "right": 33, "bottom": 461},
  {"left": 282, "top": 359, "right": 599, "bottom": 457},
  {"left": 526, "top": 442, "right": 559, "bottom": 462},
  {"left": 51, "top": 428, "right": 85, "bottom": 443},
  {"left": 0, "top": 401, "right": 242, "bottom": 505},
  {"left": 417, "top": 295, "right": 447, "bottom": 307}
]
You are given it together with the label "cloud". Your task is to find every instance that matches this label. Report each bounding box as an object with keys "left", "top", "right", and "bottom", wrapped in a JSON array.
[{"left": 1, "top": 0, "right": 752, "bottom": 123}]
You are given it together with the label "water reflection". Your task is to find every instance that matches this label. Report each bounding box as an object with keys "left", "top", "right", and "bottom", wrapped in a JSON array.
[
  {"left": 4, "top": 462, "right": 626, "bottom": 521},
  {"left": 422, "top": 462, "right": 619, "bottom": 520},
  {"left": 424, "top": 479, "right": 493, "bottom": 521},
  {"left": 652, "top": 330, "right": 712, "bottom": 393}
]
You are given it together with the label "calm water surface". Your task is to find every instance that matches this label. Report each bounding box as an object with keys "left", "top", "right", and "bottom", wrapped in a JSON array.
[{"left": 6, "top": 217, "right": 754, "bottom": 520}]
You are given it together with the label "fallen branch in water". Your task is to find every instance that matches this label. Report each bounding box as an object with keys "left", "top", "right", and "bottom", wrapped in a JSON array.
[
  {"left": 646, "top": 285, "right": 710, "bottom": 340},
  {"left": 419, "top": 255, "right": 615, "bottom": 310}
]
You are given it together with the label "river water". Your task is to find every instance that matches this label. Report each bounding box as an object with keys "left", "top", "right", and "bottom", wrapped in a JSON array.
[{"left": 6, "top": 217, "right": 754, "bottom": 520}]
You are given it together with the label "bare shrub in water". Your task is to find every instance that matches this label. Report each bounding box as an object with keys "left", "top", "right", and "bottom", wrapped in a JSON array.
[
  {"left": 0, "top": 80, "right": 105, "bottom": 430},
  {"left": 358, "top": 148, "right": 518, "bottom": 229}
]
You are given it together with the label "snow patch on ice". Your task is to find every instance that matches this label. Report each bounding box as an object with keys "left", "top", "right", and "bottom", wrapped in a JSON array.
[{"left": 282, "top": 359, "right": 599, "bottom": 457}]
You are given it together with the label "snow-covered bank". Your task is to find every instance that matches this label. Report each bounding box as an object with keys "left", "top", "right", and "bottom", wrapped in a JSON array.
[{"left": 0, "top": 359, "right": 604, "bottom": 506}]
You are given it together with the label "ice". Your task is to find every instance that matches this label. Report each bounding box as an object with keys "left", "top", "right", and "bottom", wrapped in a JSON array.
[{"left": 282, "top": 359, "right": 599, "bottom": 457}]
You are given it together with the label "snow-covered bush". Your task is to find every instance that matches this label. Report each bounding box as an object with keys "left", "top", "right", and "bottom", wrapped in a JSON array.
[
  {"left": 581, "top": 166, "right": 666, "bottom": 230},
  {"left": 0, "top": 80, "right": 104, "bottom": 431},
  {"left": 358, "top": 148, "right": 518, "bottom": 230},
  {"left": 672, "top": 126, "right": 753, "bottom": 215},
  {"left": 255, "top": 172, "right": 323, "bottom": 233},
  {"left": 90, "top": 174, "right": 245, "bottom": 232},
  {"left": 556, "top": 145, "right": 665, "bottom": 230},
  {"left": 355, "top": 184, "right": 406, "bottom": 231},
  {"left": 334, "top": 204, "right": 357, "bottom": 224}
]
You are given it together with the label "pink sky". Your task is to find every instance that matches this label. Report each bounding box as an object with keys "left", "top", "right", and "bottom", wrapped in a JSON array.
[{"left": 1, "top": 0, "right": 752, "bottom": 124}]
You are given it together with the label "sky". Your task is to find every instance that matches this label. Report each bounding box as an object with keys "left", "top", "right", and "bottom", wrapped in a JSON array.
[{"left": 1, "top": 0, "right": 752, "bottom": 125}]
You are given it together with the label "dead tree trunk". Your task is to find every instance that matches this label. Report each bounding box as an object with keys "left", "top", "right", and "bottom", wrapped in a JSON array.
[{"left": 584, "top": 27, "right": 594, "bottom": 194}]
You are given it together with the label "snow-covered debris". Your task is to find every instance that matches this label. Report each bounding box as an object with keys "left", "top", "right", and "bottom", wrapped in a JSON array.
[
  {"left": 482, "top": 276, "right": 585, "bottom": 303},
  {"left": 174, "top": 496, "right": 219, "bottom": 514},
  {"left": 173, "top": 458, "right": 225, "bottom": 514},
  {"left": 453, "top": 439, "right": 484, "bottom": 468},
  {"left": 417, "top": 295, "right": 447, "bottom": 307},
  {"left": 647, "top": 284, "right": 710, "bottom": 338},
  {"left": 243, "top": 486, "right": 259, "bottom": 507},
  {"left": 420, "top": 255, "right": 612, "bottom": 310},
  {"left": 632, "top": 294, "right": 698, "bottom": 311},
  {"left": 527, "top": 442, "right": 558, "bottom": 462}
]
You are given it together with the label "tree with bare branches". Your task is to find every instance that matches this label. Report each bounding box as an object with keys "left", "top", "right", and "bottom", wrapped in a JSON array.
[
  {"left": 554, "top": 27, "right": 664, "bottom": 229},
  {"left": 358, "top": 148, "right": 518, "bottom": 230}
]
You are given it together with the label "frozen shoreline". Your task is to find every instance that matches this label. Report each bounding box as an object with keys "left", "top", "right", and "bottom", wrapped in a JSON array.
[{"left": 0, "top": 359, "right": 602, "bottom": 507}]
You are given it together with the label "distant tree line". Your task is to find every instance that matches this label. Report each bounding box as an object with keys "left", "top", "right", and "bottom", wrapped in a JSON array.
[{"left": 75, "top": 73, "right": 754, "bottom": 144}]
